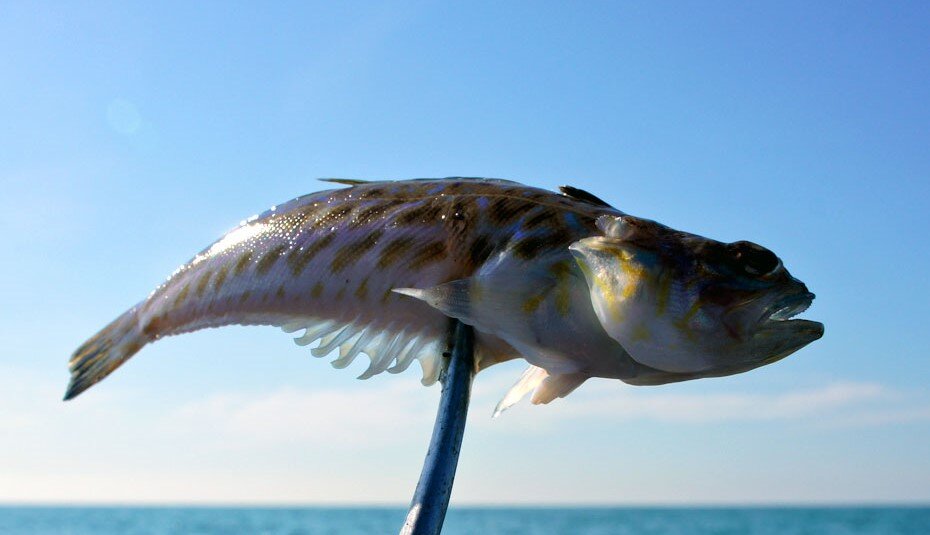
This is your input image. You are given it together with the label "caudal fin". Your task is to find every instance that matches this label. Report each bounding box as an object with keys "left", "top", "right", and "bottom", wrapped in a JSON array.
[{"left": 64, "top": 307, "right": 148, "bottom": 400}]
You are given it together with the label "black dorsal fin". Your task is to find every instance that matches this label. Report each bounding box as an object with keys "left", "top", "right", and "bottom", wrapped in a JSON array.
[{"left": 558, "top": 185, "right": 612, "bottom": 207}]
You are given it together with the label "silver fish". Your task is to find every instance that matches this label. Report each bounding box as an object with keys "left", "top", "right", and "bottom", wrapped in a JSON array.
[{"left": 64, "top": 178, "right": 823, "bottom": 414}]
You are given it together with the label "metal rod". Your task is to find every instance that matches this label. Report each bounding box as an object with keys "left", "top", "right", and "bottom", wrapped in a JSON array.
[{"left": 400, "top": 320, "right": 475, "bottom": 535}]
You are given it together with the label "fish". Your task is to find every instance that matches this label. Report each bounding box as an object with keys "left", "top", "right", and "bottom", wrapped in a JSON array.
[{"left": 64, "top": 178, "right": 823, "bottom": 415}]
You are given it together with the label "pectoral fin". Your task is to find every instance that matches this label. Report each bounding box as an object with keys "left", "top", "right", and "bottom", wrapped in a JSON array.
[{"left": 393, "top": 269, "right": 554, "bottom": 335}]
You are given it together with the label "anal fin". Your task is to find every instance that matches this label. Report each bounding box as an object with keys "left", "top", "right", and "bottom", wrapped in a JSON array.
[
  {"left": 493, "top": 366, "right": 590, "bottom": 417},
  {"left": 530, "top": 372, "right": 588, "bottom": 405},
  {"left": 493, "top": 365, "right": 548, "bottom": 418}
]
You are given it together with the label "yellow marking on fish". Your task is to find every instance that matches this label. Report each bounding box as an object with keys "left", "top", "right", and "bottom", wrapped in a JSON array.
[
  {"left": 674, "top": 301, "right": 703, "bottom": 341},
  {"left": 547, "top": 261, "right": 574, "bottom": 316},
  {"left": 555, "top": 285, "right": 571, "bottom": 316},
  {"left": 576, "top": 257, "right": 618, "bottom": 312},
  {"left": 631, "top": 324, "right": 651, "bottom": 342},
  {"left": 682, "top": 301, "right": 701, "bottom": 324},
  {"left": 613, "top": 249, "right": 647, "bottom": 299},
  {"left": 656, "top": 273, "right": 671, "bottom": 316},
  {"left": 522, "top": 293, "right": 544, "bottom": 314}
]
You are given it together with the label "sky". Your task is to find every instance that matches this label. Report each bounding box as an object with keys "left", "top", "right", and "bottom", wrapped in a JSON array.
[{"left": 1, "top": 1, "right": 929, "bottom": 505}]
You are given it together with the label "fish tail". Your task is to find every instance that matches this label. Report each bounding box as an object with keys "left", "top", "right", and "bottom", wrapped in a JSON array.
[{"left": 64, "top": 306, "right": 148, "bottom": 400}]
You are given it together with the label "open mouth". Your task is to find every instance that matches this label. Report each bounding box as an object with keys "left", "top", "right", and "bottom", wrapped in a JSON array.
[{"left": 766, "top": 292, "right": 815, "bottom": 322}]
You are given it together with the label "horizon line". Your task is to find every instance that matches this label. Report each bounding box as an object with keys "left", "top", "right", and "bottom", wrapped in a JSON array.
[{"left": 2, "top": 501, "right": 928, "bottom": 509}]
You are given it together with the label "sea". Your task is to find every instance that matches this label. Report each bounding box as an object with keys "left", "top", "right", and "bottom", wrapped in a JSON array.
[{"left": 0, "top": 506, "right": 928, "bottom": 534}]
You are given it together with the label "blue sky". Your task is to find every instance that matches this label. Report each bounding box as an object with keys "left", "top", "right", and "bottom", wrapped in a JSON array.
[{"left": 1, "top": 1, "right": 928, "bottom": 504}]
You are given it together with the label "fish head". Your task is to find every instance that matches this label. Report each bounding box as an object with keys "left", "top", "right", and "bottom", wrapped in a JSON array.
[{"left": 569, "top": 214, "right": 823, "bottom": 375}]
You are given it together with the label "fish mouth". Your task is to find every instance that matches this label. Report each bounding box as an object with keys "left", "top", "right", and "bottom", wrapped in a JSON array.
[
  {"left": 766, "top": 291, "right": 815, "bottom": 322},
  {"left": 754, "top": 291, "right": 824, "bottom": 359}
]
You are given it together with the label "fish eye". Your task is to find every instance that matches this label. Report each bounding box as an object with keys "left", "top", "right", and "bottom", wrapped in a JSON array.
[{"left": 728, "top": 241, "right": 780, "bottom": 276}]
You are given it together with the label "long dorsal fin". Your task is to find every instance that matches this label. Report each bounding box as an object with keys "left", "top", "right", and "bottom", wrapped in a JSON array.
[
  {"left": 558, "top": 185, "right": 612, "bottom": 208},
  {"left": 319, "top": 178, "right": 377, "bottom": 186}
]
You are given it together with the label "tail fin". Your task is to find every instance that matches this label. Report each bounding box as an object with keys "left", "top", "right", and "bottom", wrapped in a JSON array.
[{"left": 64, "top": 307, "right": 148, "bottom": 400}]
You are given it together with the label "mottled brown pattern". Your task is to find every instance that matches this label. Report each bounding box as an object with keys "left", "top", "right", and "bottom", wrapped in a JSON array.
[
  {"left": 233, "top": 251, "right": 253, "bottom": 276},
  {"left": 396, "top": 202, "right": 442, "bottom": 226},
  {"left": 380, "top": 288, "right": 394, "bottom": 303},
  {"left": 311, "top": 205, "right": 353, "bottom": 229},
  {"left": 123, "top": 339, "right": 143, "bottom": 357},
  {"left": 275, "top": 284, "right": 286, "bottom": 300},
  {"left": 512, "top": 227, "right": 573, "bottom": 259},
  {"left": 212, "top": 266, "right": 229, "bottom": 291},
  {"left": 348, "top": 201, "right": 400, "bottom": 229},
  {"left": 487, "top": 197, "right": 525, "bottom": 226},
  {"left": 511, "top": 235, "right": 549, "bottom": 259},
  {"left": 441, "top": 181, "right": 468, "bottom": 194},
  {"left": 355, "top": 277, "right": 369, "bottom": 300},
  {"left": 330, "top": 229, "right": 384, "bottom": 273},
  {"left": 549, "top": 260, "right": 573, "bottom": 280},
  {"left": 467, "top": 233, "right": 494, "bottom": 270},
  {"left": 238, "top": 290, "right": 252, "bottom": 303},
  {"left": 358, "top": 186, "right": 386, "bottom": 199},
  {"left": 142, "top": 314, "right": 166, "bottom": 337},
  {"left": 256, "top": 245, "right": 287, "bottom": 276},
  {"left": 521, "top": 208, "right": 552, "bottom": 230},
  {"left": 449, "top": 198, "right": 469, "bottom": 220},
  {"left": 377, "top": 236, "right": 417, "bottom": 269},
  {"left": 408, "top": 241, "right": 448, "bottom": 270},
  {"left": 173, "top": 283, "right": 190, "bottom": 307},
  {"left": 194, "top": 271, "right": 213, "bottom": 297},
  {"left": 310, "top": 282, "right": 324, "bottom": 299},
  {"left": 287, "top": 233, "right": 335, "bottom": 276}
]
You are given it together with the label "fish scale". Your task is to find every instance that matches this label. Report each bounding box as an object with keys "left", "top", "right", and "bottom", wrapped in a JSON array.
[{"left": 65, "top": 178, "right": 617, "bottom": 401}]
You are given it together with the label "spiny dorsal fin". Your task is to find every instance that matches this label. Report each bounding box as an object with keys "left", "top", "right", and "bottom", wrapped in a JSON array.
[
  {"left": 558, "top": 185, "right": 612, "bottom": 208},
  {"left": 319, "top": 178, "right": 377, "bottom": 186}
]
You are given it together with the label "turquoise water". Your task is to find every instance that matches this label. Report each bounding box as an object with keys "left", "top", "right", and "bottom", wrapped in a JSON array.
[{"left": 1, "top": 506, "right": 928, "bottom": 534}]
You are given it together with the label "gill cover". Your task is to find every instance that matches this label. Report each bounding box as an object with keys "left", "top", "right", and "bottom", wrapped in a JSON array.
[{"left": 569, "top": 215, "right": 711, "bottom": 373}]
